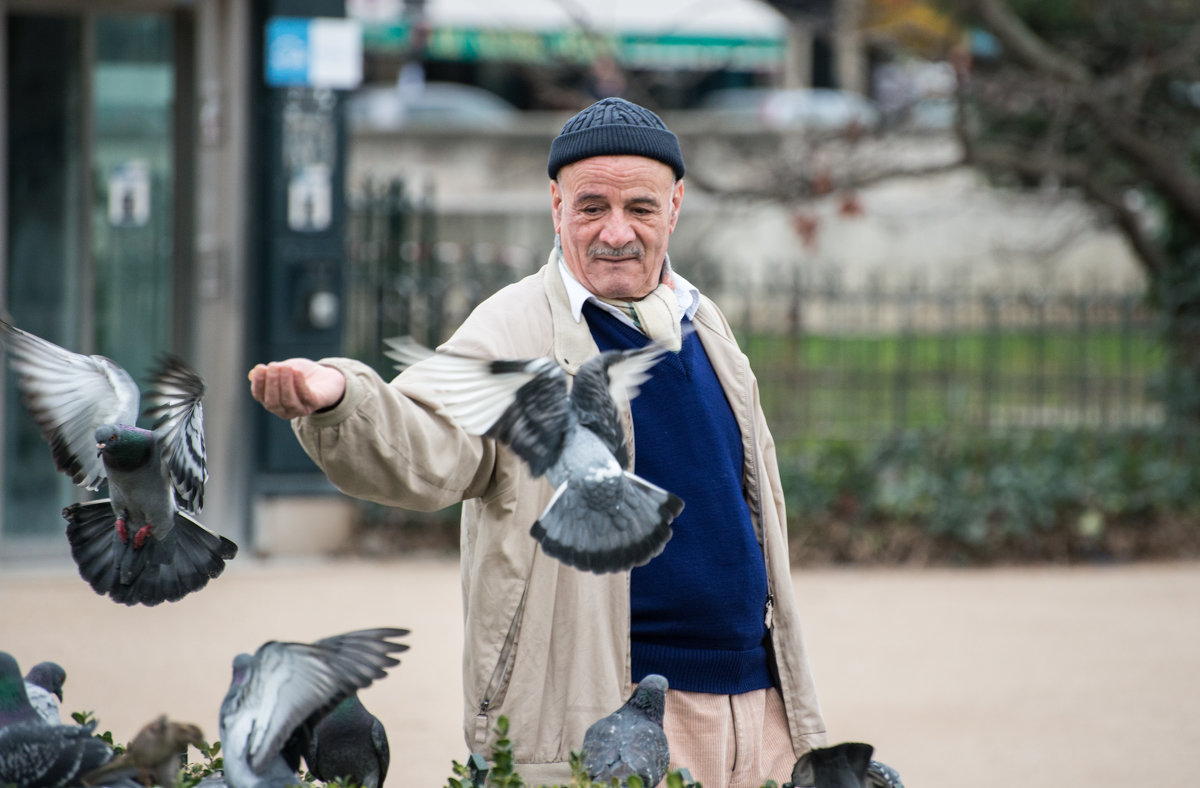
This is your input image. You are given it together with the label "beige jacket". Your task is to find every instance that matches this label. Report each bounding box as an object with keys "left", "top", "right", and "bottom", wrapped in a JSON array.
[{"left": 294, "top": 263, "right": 826, "bottom": 783}]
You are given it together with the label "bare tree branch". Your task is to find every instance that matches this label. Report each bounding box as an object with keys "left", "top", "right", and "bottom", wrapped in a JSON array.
[
  {"left": 687, "top": 155, "right": 966, "bottom": 203},
  {"left": 1081, "top": 103, "right": 1200, "bottom": 230},
  {"left": 965, "top": 0, "right": 1089, "bottom": 83},
  {"left": 967, "top": 144, "right": 1170, "bottom": 274},
  {"left": 1099, "top": 19, "right": 1200, "bottom": 101}
]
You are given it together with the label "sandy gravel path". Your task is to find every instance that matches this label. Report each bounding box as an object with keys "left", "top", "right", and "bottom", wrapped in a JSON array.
[{"left": 1, "top": 556, "right": 1196, "bottom": 787}]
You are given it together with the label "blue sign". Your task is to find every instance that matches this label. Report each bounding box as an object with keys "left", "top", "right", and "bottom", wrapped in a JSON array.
[{"left": 266, "top": 18, "right": 311, "bottom": 86}]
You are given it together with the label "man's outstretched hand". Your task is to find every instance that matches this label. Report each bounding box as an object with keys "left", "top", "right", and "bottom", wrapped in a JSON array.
[{"left": 248, "top": 359, "right": 347, "bottom": 420}]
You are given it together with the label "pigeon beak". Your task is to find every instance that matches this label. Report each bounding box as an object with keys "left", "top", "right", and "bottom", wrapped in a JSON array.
[{"left": 96, "top": 442, "right": 105, "bottom": 456}]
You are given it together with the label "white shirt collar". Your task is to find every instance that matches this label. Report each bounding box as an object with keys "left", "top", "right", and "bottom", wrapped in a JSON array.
[{"left": 556, "top": 252, "right": 700, "bottom": 325}]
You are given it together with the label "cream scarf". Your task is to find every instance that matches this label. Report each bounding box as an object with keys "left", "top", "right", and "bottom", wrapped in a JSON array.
[{"left": 595, "top": 282, "right": 682, "bottom": 351}]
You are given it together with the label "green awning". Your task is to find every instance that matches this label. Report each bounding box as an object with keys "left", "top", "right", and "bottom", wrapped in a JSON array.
[{"left": 364, "top": 22, "right": 785, "bottom": 72}]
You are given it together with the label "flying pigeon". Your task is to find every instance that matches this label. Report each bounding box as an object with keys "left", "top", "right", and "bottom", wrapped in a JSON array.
[
  {"left": 0, "top": 320, "right": 238, "bottom": 606},
  {"left": 218, "top": 627, "right": 409, "bottom": 788},
  {"left": 385, "top": 337, "right": 684, "bottom": 574},
  {"left": 0, "top": 651, "right": 130, "bottom": 788},
  {"left": 81, "top": 714, "right": 206, "bottom": 788},
  {"left": 788, "top": 742, "right": 874, "bottom": 788},
  {"left": 23, "top": 661, "right": 66, "bottom": 725},
  {"left": 301, "top": 693, "right": 390, "bottom": 788},
  {"left": 581, "top": 673, "right": 670, "bottom": 788}
]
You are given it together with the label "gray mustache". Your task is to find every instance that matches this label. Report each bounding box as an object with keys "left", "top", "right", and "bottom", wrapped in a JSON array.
[{"left": 589, "top": 244, "right": 644, "bottom": 259}]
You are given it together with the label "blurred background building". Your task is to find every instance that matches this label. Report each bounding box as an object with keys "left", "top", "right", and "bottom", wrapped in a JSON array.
[
  {"left": 0, "top": 0, "right": 1149, "bottom": 562},
  {"left": 0, "top": 0, "right": 871, "bottom": 560}
]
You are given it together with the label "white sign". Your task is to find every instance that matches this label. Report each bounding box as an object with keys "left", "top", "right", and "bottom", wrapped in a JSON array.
[
  {"left": 288, "top": 165, "right": 333, "bottom": 232},
  {"left": 265, "top": 17, "right": 363, "bottom": 89},
  {"left": 108, "top": 160, "right": 151, "bottom": 227},
  {"left": 310, "top": 18, "right": 363, "bottom": 88}
]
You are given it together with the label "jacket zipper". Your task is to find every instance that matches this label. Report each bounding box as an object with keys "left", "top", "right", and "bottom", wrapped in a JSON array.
[{"left": 478, "top": 585, "right": 527, "bottom": 715}]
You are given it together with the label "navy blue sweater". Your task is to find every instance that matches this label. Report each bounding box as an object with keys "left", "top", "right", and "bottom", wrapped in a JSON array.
[{"left": 584, "top": 304, "right": 772, "bottom": 694}]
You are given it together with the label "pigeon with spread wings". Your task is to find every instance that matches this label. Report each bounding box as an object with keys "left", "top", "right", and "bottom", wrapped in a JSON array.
[
  {"left": 0, "top": 320, "right": 237, "bottom": 606},
  {"left": 218, "top": 628, "right": 409, "bottom": 788},
  {"left": 386, "top": 337, "right": 683, "bottom": 574}
]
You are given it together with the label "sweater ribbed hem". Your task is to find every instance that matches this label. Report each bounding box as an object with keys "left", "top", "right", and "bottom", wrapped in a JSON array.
[{"left": 632, "top": 640, "right": 773, "bottom": 694}]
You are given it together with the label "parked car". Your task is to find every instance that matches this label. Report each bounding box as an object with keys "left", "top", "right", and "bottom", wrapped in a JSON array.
[
  {"left": 698, "top": 87, "right": 881, "bottom": 133},
  {"left": 347, "top": 81, "right": 519, "bottom": 131}
]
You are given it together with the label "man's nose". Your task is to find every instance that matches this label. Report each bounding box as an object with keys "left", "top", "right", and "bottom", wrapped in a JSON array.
[{"left": 597, "top": 212, "right": 636, "bottom": 248}]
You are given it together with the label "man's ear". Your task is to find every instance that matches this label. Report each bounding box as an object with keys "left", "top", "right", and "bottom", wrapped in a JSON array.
[
  {"left": 550, "top": 179, "right": 563, "bottom": 233},
  {"left": 669, "top": 179, "right": 684, "bottom": 232}
]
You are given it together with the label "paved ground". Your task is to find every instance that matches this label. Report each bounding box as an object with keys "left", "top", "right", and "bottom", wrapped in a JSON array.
[{"left": 2, "top": 555, "right": 1197, "bottom": 788}]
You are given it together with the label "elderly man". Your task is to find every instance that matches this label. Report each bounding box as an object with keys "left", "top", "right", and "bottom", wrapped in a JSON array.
[{"left": 249, "top": 97, "right": 826, "bottom": 787}]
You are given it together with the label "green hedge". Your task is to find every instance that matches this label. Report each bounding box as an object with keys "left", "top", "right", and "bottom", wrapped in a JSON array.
[{"left": 780, "top": 427, "right": 1200, "bottom": 564}]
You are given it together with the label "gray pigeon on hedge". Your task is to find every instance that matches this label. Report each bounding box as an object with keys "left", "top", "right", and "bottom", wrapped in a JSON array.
[
  {"left": 218, "top": 627, "right": 409, "bottom": 788},
  {"left": 0, "top": 651, "right": 125, "bottom": 787},
  {"left": 301, "top": 692, "right": 390, "bottom": 788},
  {"left": 22, "top": 661, "right": 66, "bottom": 725},
  {"left": 385, "top": 336, "right": 684, "bottom": 574},
  {"left": 0, "top": 320, "right": 237, "bottom": 606},
  {"left": 865, "top": 758, "right": 906, "bottom": 788},
  {"left": 581, "top": 673, "right": 670, "bottom": 788}
]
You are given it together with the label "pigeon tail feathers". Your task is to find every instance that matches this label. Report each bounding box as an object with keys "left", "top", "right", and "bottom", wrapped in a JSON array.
[
  {"left": 530, "top": 473, "right": 682, "bottom": 573},
  {"left": 65, "top": 501, "right": 237, "bottom": 606}
]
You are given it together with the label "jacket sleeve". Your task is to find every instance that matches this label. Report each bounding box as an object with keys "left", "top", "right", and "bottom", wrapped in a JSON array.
[{"left": 291, "top": 356, "right": 497, "bottom": 510}]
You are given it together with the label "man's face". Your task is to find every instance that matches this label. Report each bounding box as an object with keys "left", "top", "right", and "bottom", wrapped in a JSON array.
[{"left": 551, "top": 155, "right": 684, "bottom": 300}]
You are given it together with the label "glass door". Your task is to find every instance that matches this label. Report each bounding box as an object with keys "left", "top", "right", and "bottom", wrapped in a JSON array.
[{"left": 3, "top": 10, "right": 180, "bottom": 553}]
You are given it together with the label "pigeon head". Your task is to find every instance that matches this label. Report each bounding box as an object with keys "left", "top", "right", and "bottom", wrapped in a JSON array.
[
  {"left": 94, "top": 423, "right": 155, "bottom": 471},
  {"left": 630, "top": 674, "right": 668, "bottom": 725},
  {"left": 230, "top": 653, "right": 253, "bottom": 687},
  {"left": 24, "top": 661, "right": 66, "bottom": 701}
]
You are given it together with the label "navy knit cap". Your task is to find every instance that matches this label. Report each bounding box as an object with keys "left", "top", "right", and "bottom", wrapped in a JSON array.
[{"left": 547, "top": 97, "right": 685, "bottom": 180}]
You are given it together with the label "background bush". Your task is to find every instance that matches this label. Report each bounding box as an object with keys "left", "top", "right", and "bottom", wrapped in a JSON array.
[{"left": 779, "top": 427, "right": 1200, "bottom": 565}]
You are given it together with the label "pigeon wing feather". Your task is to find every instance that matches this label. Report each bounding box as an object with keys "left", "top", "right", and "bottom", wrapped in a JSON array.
[
  {"left": 143, "top": 355, "right": 207, "bottom": 512},
  {"left": 571, "top": 340, "right": 671, "bottom": 463},
  {"left": 387, "top": 337, "right": 570, "bottom": 477},
  {"left": 236, "top": 629, "right": 409, "bottom": 775},
  {"left": 0, "top": 320, "right": 140, "bottom": 490}
]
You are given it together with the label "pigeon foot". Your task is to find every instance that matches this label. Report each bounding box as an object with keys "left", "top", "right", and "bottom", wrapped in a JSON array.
[
  {"left": 115, "top": 517, "right": 128, "bottom": 543},
  {"left": 133, "top": 523, "right": 155, "bottom": 550}
]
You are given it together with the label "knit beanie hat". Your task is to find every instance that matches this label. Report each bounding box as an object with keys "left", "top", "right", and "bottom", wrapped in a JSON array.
[{"left": 547, "top": 97, "right": 685, "bottom": 180}]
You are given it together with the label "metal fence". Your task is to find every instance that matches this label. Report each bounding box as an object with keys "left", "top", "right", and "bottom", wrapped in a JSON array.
[{"left": 346, "top": 181, "right": 1164, "bottom": 447}]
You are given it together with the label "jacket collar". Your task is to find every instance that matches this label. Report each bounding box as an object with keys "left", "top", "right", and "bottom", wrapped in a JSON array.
[{"left": 542, "top": 251, "right": 598, "bottom": 376}]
